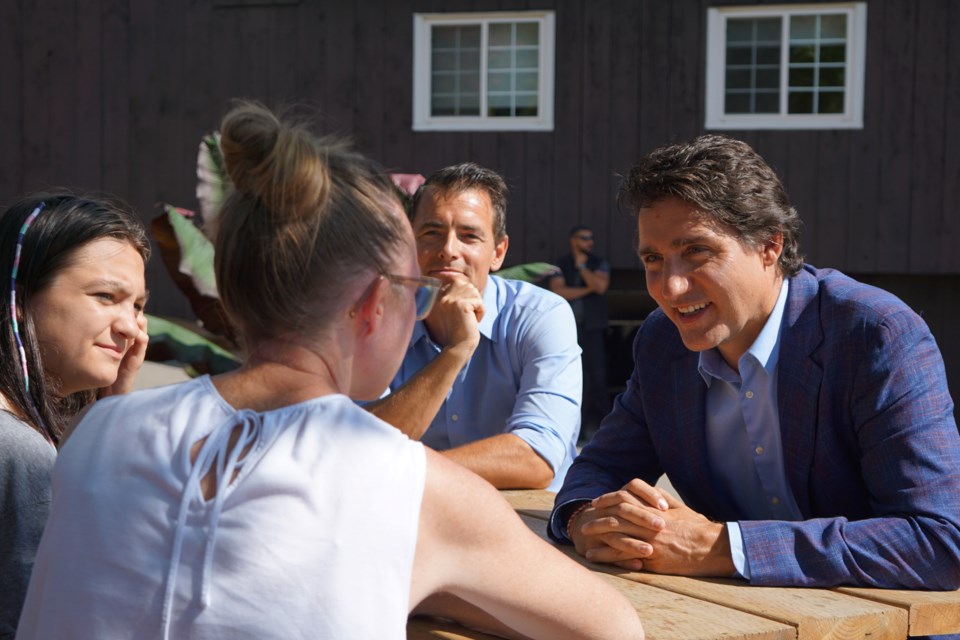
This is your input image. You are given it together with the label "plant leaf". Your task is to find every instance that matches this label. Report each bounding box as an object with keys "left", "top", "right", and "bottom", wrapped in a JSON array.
[
  {"left": 164, "top": 204, "right": 218, "bottom": 298},
  {"left": 497, "top": 262, "right": 562, "bottom": 285},
  {"left": 196, "top": 131, "right": 228, "bottom": 240},
  {"left": 150, "top": 207, "right": 238, "bottom": 344},
  {"left": 145, "top": 313, "right": 240, "bottom": 375}
]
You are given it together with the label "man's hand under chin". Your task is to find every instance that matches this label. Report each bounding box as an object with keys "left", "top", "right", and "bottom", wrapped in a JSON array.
[{"left": 423, "top": 274, "right": 484, "bottom": 353}]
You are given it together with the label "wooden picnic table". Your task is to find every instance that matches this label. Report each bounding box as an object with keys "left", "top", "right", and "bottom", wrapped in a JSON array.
[{"left": 408, "top": 489, "right": 960, "bottom": 640}]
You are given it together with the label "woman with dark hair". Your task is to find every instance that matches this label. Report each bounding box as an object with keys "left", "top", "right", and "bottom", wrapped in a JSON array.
[
  {"left": 0, "top": 193, "right": 149, "bottom": 637},
  {"left": 17, "top": 103, "right": 644, "bottom": 639}
]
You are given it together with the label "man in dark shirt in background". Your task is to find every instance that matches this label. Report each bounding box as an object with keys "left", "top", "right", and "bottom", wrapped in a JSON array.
[{"left": 549, "top": 226, "right": 610, "bottom": 443}]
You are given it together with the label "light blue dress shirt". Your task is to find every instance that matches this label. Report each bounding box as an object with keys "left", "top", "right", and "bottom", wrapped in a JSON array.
[
  {"left": 697, "top": 279, "right": 802, "bottom": 578},
  {"left": 387, "top": 275, "right": 582, "bottom": 491}
]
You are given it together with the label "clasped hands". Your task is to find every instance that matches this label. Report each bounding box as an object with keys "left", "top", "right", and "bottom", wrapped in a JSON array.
[{"left": 568, "top": 478, "right": 735, "bottom": 577}]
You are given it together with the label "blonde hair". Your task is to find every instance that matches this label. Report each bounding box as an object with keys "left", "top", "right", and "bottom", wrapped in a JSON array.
[{"left": 216, "top": 101, "right": 407, "bottom": 348}]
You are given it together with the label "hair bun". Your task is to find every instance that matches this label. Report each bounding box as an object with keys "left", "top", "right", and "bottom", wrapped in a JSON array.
[{"left": 219, "top": 101, "right": 327, "bottom": 222}]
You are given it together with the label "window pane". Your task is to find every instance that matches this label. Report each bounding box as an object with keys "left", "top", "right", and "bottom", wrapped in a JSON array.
[
  {"left": 789, "top": 45, "right": 815, "bottom": 64},
  {"left": 819, "top": 66, "right": 844, "bottom": 87},
  {"left": 488, "top": 71, "right": 511, "bottom": 92},
  {"left": 488, "top": 93, "right": 512, "bottom": 117},
  {"left": 755, "top": 18, "right": 780, "bottom": 42},
  {"left": 432, "top": 95, "right": 456, "bottom": 115},
  {"left": 723, "top": 17, "right": 782, "bottom": 115},
  {"left": 460, "top": 50, "right": 480, "bottom": 72},
  {"left": 756, "top": 68, "right": 779, "bottom": 89},
  {"left": 516, "top": 48, "right": 538, "bottom": 68},
  {"left": 432, "top": 73, "right": 456, "bottom": 93},
  {"left": 726, "top": 45, "right": 752, "bottom": 65},
  {"left": 756, "top": 46, "right": 779, "bottom": 65},
  {"left": 755, "top": 91, "right": 779, "bottom": 113},
  {"left": 820, "top": 44, "right": 846, "bottom": 63},
  {"left": 432, "top": 51, "right": 457, "bottom": 71},
  {"left": 790, "top": 15, "right": 816, "bottom": 40},
  {"left": 727, "top": 19, "right": 753, "bottom": 43},
  {"left": 430, "top": 25, "right": 482, "bottom": 118},
  {"left": 818, "top": 90, "right": 844, "bottom": 113},
  {"left": 461, "top": 72, "right": 479, "bottom": 93},
  {"left": 789, "top": 67, "right": 814, "bottom": 87},
  {"left": 725, "top": 92, "right": 751, "bottom": 113},
  {"left": 788, "top": 90, "right": 814, "bottom": 113},
  {"left": 820, "top": 14, "right": 846, "bottom": 39},
  {"left": 488, "top": 49, "right": 511, "bottom": 69},
  {"left": 489, "top": 23, "right": 512, "bottom": 46},
  {"left": 516, "top": 93, "right": 538, "bottom": 116},
  {"left": 726, "top": 68, "right": 752, "bottom": 90},
  {"left": 484, "top": 20, "right": 541, "bottom": 121},
  {"left": 433, "top": 26, "right": 457, "bottom": 49},
  {"left": 516, "top": 71, "right": 538, "bottom": 91},
  {"left": 459, "top": 93, "right": 480, "bottom": 115},
  {"left": 515, "top": 22, "right": 539, "bottom": 45}
]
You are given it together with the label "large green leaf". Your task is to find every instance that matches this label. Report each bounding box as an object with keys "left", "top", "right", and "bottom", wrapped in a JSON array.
[
  {"left": 196, "top": 131, "right": 227, "bottom": 240},
  {"left": 145, "top": 314, "right": 240, "bottom": 375},
  {"left": 150, "top": 208, "right": 237, "bottom": 343},
  {"left": 163, "top": 204, "right": 218, "bottom": 298},
  {"left": 497, "top": 262, "right": 561, "bottom": 284}
]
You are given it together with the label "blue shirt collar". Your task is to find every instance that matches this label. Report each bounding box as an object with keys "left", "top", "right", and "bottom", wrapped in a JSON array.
[{"left": 698, "top": 278, "right": 790, "bottom": 386}]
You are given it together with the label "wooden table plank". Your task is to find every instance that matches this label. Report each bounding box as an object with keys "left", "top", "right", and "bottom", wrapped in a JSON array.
[
  {"left": 407, "top": 617, "right": 502, "bottom": 640},
  {"left": 593, "top": 572, "right": 794, "bottom": 640},
  {"left": 407, "top": 569, "right": 794, "bottom": 640},
  {"left": 500, "top": 490, "right": 960, "bottom": 637},
  {"left": 519, "top": 514, "right": 908, "bottom": 640},
  {"left": 500, "top": 488, "right": 555, "bottom": 520},
  {"left": 837, "top": 586, "right": 960, "bottom": 637}
]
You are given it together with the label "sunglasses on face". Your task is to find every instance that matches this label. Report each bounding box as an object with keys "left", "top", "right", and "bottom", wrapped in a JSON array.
[{"left": 576, "top": 234, "right": 594, "bottom": 241}]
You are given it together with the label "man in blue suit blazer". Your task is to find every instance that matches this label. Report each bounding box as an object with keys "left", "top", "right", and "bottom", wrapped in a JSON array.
[{"left": 552, "top": 135, "right": 960, "bottom": 597}]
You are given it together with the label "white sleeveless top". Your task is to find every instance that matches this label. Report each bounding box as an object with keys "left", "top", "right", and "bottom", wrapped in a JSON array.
[{"left": 18, "top": 376, "right": 426, "bottom": 639}]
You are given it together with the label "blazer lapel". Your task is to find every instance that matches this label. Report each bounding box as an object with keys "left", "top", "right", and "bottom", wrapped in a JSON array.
[{"left": 777, "top": 267, "right": 824, "bottom": 517}]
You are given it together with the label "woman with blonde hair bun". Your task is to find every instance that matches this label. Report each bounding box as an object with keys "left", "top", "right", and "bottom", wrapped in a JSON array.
[{"left": 18, "top": 102, "right": 643, "bottom": 640}]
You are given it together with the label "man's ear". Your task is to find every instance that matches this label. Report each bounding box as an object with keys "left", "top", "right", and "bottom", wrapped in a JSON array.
[
  {"left": 490, "top": 234, "right": 509, "bottom": 272},
  {"left": 761, "top": 231, "right": 784, "bottom": 267}
]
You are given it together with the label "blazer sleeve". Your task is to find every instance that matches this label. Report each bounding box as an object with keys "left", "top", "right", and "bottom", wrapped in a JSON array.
[
  {"left": 740, "top": 305, "right": 960, "bottom": 589},
  {"left": 549, "top": 320, "right": 666, "bottom": 541}
]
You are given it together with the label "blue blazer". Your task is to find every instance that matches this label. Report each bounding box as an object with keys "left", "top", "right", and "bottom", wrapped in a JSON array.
[{"left": 553, "top": 265, "right": 960, "bottom": 589}]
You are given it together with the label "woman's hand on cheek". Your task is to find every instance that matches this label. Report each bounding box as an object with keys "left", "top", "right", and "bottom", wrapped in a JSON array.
[{"left": 99, "top": 314, "right": 149, "bottom": 398}]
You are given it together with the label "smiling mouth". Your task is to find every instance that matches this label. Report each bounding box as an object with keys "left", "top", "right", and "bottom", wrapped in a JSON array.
[
  {"left": 96, "top": 344, "right": 125, "bottom": 357},
  {"left": 677, "top": 302, "right": 710, "bottom": 316}
]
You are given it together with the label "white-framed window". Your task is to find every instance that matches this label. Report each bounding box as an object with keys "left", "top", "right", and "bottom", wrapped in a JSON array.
[
  {"left": 705, "top": 3, "right": 867, "bottom": 130},
  {"left": 412, "top": 11, "right": 555, "bottom": 131}
]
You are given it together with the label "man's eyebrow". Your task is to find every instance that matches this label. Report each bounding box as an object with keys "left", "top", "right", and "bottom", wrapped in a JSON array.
[{"left": 638, "top": 235, "right": 713, "bottom": 254}]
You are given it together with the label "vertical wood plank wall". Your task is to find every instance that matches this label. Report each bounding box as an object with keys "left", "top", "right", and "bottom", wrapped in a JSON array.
[{"left": 0, "top": 0, "right": 957, "bottom": 404}]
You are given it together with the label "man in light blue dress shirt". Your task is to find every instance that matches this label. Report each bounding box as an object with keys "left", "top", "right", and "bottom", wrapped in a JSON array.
[
  {"left": 551, "top": 136, "right": 960, "bottom": 605},
  {"left": 368, "top": 163, "right": 581, "bottom": 491}
]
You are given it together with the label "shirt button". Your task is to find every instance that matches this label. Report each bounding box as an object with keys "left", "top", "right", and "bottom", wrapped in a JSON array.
[
  {"left": 451, "top": 414, "right": 459, "bottom": 422},
  {"left": 755, "top": 446, "right": 764, "bottom": 455},
  {"left": 745, "top": 390, "right": 754, "bottom": 399},
  {"left": 770, "top": 496, "right": 780, "bottom": 505}
]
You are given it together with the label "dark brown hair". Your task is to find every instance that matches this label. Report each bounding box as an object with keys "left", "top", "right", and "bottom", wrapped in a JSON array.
[
  {"left": 620, "top": 134, "right": 803, "bottom": 276},
  {"left": 0, "top": 192, "right": 149, "bottom": 443},
  {"left": 411, "top": 162, "right": 509, "bottom": 241}
]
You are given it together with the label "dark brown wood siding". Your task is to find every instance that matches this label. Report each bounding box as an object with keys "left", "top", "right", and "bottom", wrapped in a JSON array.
[{"left": 1, "top": 0, "right": 958, "bottom": 405}]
